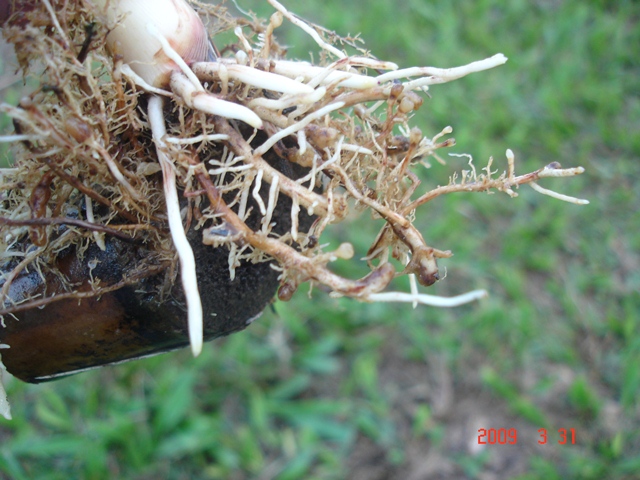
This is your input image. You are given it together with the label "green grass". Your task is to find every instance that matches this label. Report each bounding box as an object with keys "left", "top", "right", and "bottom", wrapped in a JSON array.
[{"left": 1, "top": 0, "right": 639, "bottom": 478}]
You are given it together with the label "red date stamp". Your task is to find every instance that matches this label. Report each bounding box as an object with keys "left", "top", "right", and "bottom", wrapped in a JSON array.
[{"left": 477, "top": 428, "right": 576, "bottom": 445}]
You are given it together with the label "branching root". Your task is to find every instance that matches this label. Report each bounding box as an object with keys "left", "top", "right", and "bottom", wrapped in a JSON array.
[{"left": 0, "top": 0, "right": 588, "bottom": 357}]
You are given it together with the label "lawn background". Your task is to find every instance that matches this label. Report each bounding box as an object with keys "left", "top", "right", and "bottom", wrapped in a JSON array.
[{"left": 0, "top": 0, "right": 639, "bottom": 478}]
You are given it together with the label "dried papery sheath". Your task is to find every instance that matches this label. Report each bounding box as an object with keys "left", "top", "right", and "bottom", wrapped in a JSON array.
[{"left": 0, "top": 0, "right": 588, "bottom": 400}]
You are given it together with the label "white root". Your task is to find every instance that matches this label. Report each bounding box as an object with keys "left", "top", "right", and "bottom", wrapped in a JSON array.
[
  {"left": 297, "top": 130, "right": 307, "bottom": 154},
  {"left": 233, "top": 26, "right": 254, "bottom": 56},
  {"left": 247, "top": 87, "right": 327, "bottom": 111},
  {"left": 291, "top": 194, "right": 300, "bottom": 242},
  {"left": 267, "top": 54, "right": 507, "bottom": 91},
  {"left": 192, "top": 94, "right": 263, "bottom": 130},
  {"left": 218, "top": 62, "right": 229, "bottom": 96},
  {"left": 166, "top": 134, "right": 229, "bottom": 145},
  {"left": 341, "top": 144, "right": 374, "bottom": 155},
  {"left": 238, "top": 171, "right": 253, "bottom": 221},
  {"left": 529, "top": 182, "right": 590, "bottom": 205},
  {"left": 346, "top": 57, "right": 399, "bottom": 70},
  {"left": 375, "top": 54, "right": 508, "bottom": 84},
  {"left": 368, "top": 289, "right": 488, "bottom": 307},
  {"left": 119, "top": 64, "right": 173, "bottom": 97},
  {"left": 269, "top": 60, "right": 378, "bottom": 89},
  {"left": 96, "top": 146, "right": 142, "bottom": 201},
  {"left": 409, "top": 273, "right": 419, "bottom": 309},
  {"left": 85, "top": 195, "right": 106, "bottom": 251},
  {"left": 0, "top": 134, "right": 44, "bottom": 143},
  {"left": 170, "top": 72, "right": 263, "bottom": 129},
  {"left": 146, "top": 22, "right": 204, "bottom": 90},
  {"left": 266, "top": 0, "right": 346, "bottom": 59},
  {"left": 42, "top": 0, "right": 71, "bottom": 50},
  {"left": 252, "top": 169, "right": 267, "bottom": 216},
  {"left": 192, "top": 62, "right": 314, "bottom": 95},
  {"left": 148, "top": 96, "right": 204, "bottom": 357},
  {"left": 254, "top": 102, "right": 346, "bottom": 156},
  {"left": 506, "top": 148, "right": 516, "bottom": 183},
  {"left": 538, "top": 165, "right": 586, "bottom": 178},
  {"left": 262, "top": 174, "right": 280, "bottom": 233}
]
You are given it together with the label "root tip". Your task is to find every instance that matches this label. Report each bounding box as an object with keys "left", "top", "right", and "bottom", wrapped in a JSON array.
[{"left": 191, "top": 341, "right": 203, "bottom": 357}]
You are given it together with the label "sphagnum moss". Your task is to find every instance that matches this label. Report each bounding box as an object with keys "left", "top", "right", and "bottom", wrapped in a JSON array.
[{"left": 0, "top": 0, "right": 587, "bottom": 419}]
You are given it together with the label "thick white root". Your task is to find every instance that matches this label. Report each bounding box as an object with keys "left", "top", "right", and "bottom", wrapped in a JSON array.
[{"left": 148, "top": 96, "right": 204, "bottom": 357}]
